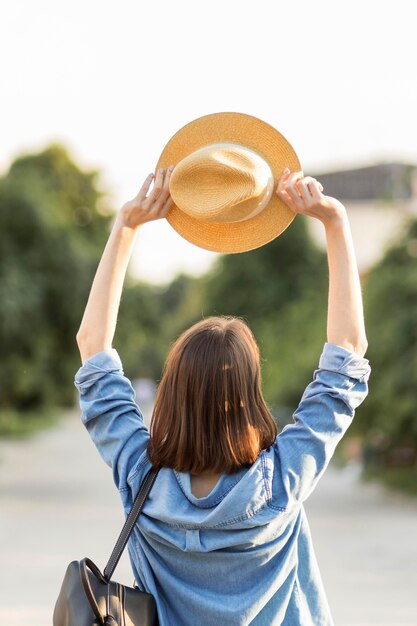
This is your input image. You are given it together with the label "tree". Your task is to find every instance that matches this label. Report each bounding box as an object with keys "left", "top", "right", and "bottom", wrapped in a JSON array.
[
  {"left": 0, "top": 144, "right": 111, "bottom": 420},
  {"left": 355, "top": 217, "right": 417, "bottom": 453},
  {"left": 202, "top": 216, "right": 327, "bottom": 325},
  {"left": 115, "top": 273, "right": 206, "bottom": 381}
]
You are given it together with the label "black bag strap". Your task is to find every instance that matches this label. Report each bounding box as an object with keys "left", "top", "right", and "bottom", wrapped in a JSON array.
[
  {"left": 103, "top": 465, "right": 161, "bottom": 581},
  {"left": 80, "top": 558, "right": 107, "bottom": 624}
]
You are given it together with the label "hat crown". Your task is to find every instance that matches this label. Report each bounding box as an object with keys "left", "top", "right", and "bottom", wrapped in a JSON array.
[{"left": 169, "top": 143, "right": 274, "bottom": 224}]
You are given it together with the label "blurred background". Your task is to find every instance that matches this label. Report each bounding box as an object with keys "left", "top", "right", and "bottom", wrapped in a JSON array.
[{"left": 1, "top": 1, "right": 417, "bottom": 624}]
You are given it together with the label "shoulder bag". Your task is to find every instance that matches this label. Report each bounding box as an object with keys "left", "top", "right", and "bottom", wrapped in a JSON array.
[{"left": 53, "top": 466, "right": 161, "bottom": 626}]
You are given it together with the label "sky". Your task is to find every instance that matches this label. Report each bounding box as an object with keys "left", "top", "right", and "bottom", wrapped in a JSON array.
[{"left": 2, "top": 0, "right": 417, "bottom": 284}]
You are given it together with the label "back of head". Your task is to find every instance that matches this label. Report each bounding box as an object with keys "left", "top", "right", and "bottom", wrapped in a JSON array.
[{"left": 147, "top": 316, "right": 277, "bottom": 474}]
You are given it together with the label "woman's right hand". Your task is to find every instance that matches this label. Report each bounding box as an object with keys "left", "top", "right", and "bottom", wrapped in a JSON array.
[
  {"left": 276, "top": 168, "right": 347, "bottom": 227},
  {"left": 119, "top": 166, "right": 175, "bottom": 230}
]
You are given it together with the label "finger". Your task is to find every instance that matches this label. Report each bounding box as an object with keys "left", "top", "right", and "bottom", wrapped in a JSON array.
[
  {"left": 296, "top": 179, "right": 314, "bottom": 204},
  {"left": 136, "top": 173, "right": 155, "bottom": 202},
  {"left": 149, "top": 173, "right": 173, "bottom": 213},
  {"left": 289, "top": 170, "right": 305, "bottom": 184},
  {"left": 302, "top": 176, "right": 320, "bottom": 189},
  {"left": 160, "top": 194, "right": 175, "bottom": 216},
  {"left": 278, "top": 189, "right": 300, "bottom": 212},
  {"left": 276, "top": 171, "right": 302, "bottom": 210},
  {"left": 276, "top": 181, "right": 302, "bottom": 212},
  {"left": 301, "top": 176, "right": 324, "bottom": 195},
  {"left": 276, "top": 171, "right": 291, "bottom": 194},
  {"left": 276, "top": 172, "right": 298, "bottom": 201},
  {"left": 279, "top": 167, "right": 292, "bottom": 181},
  {"left": 285, "top": 172, "right": 305, "bottom": 209},
  {"left": 284, "top": 171, "right": 304, "bottom": 193},
  {"left": 307, "top": 179, "right": 324, "bottom": 203},
  {"left": 157, "top": 165, "right": 175, "bottom": 203},
  {"left": 149, "top": 168, "right": 165, "bottom": 201},
  {"left": 150, "top": 192, "right": 174, "bottom": 221},
  {"left": 304, "top": 176, "right": 323, "bottom": 202},
  {"left": 276, "top": 168, "right": 303, "bottom": 190}
]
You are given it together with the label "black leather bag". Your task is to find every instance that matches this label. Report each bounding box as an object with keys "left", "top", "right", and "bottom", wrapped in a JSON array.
[{"left": 53, "top": 466, "right": 160, "bottom": 626}]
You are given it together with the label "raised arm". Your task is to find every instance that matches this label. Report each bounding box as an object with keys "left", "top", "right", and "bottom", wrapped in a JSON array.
[
  {"left": 276, "top": 167, "right": 367, "bottom": 357},
  {"left": 76, "top": 165, "right": 175, "bottom": 364},
  {"left": 272, "top": 167, "right": 370, "bottom": 507}
]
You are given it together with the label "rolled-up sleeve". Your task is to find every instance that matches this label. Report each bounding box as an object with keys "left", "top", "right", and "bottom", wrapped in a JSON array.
[
  {"left": 273, "top": 342, "right": 371, "bottom": 508},
  {"left": 74, "top": 349, "right": 150, "bottom": 491}
]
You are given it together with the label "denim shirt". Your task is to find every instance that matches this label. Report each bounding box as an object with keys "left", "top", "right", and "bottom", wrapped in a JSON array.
[{"left": 74, "top": 342, "right": 371, "bottom": 626}]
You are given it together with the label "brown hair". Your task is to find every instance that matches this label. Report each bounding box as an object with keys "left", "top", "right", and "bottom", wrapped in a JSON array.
[{"left": 147, "top": 316, "right": 277, "bottom": 474}]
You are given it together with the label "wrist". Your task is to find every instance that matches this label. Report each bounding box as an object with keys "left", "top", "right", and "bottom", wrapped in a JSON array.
[
  {"left": 321, "top": 209, "right": 349, "bottom": 232},
  {"left": 115, "top": 210, "right": 144, "bottom": 232}
]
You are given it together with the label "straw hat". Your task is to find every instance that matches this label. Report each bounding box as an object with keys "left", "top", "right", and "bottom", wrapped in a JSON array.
[{"left": 155, "top": 112, "right": 301, "bottom": 253}]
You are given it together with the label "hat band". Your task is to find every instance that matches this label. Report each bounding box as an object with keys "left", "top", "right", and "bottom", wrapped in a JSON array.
[{"left": 231, "top": 165, "right": 275, "bottom": 222}]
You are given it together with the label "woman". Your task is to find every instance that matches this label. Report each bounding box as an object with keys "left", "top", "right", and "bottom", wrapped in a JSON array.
[{"left": 75, "top": 166, "right": 371, "bottom": 625}]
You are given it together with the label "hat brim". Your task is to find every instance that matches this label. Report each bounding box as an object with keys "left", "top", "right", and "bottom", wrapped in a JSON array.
[{"left": 155, "top": 112, "right": 301, "bottom": 253}]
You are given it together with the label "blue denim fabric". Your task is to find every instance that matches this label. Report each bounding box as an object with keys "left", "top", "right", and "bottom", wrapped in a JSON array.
[{"left": 75, "top": 342, "right": 371, "bottom": 626}]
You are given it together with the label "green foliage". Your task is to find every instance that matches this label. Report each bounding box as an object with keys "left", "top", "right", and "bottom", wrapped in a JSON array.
[
  {"left": 0, "top": 406, "right": 59, "bottom": 438},
  {"left": 0, "top": 144, "right": 111, "bottom": 426},
  {"left": 357, "top": 218, "right": 417, "bottom": 449},
  {"left": 361, "top": 465, "right": 417, "bottom": 497},
  {"left": 257, "top": 293, "right": 327, "bottom": 422},
  {"left": 114, "top": 279, "right": 165, "bottom": 380},
  {"left": 202, "top": 216, "right": 327, "bottom": 326},
  {"left": 115, "top": 273, "right": 205, "bottom": 381},
  {"left": 6, "top": 143, "right": 110, "bottom": 250}
]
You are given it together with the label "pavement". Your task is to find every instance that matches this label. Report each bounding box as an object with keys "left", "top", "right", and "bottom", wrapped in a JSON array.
[{"left": 1, "top": 411, "right": 417, "bottom": 626}]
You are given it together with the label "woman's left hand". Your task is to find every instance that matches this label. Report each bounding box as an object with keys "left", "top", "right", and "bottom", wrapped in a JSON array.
[
  {"left": 276, "top": 168, "right": 346, "bottom": 227},
  {"left": 119, "top": 165, "right": 175, "bottom": 229}
]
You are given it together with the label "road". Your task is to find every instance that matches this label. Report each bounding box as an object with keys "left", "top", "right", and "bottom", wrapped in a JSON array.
[{"left": 1, "top": 411, "right": 416, "bottom": 626}]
